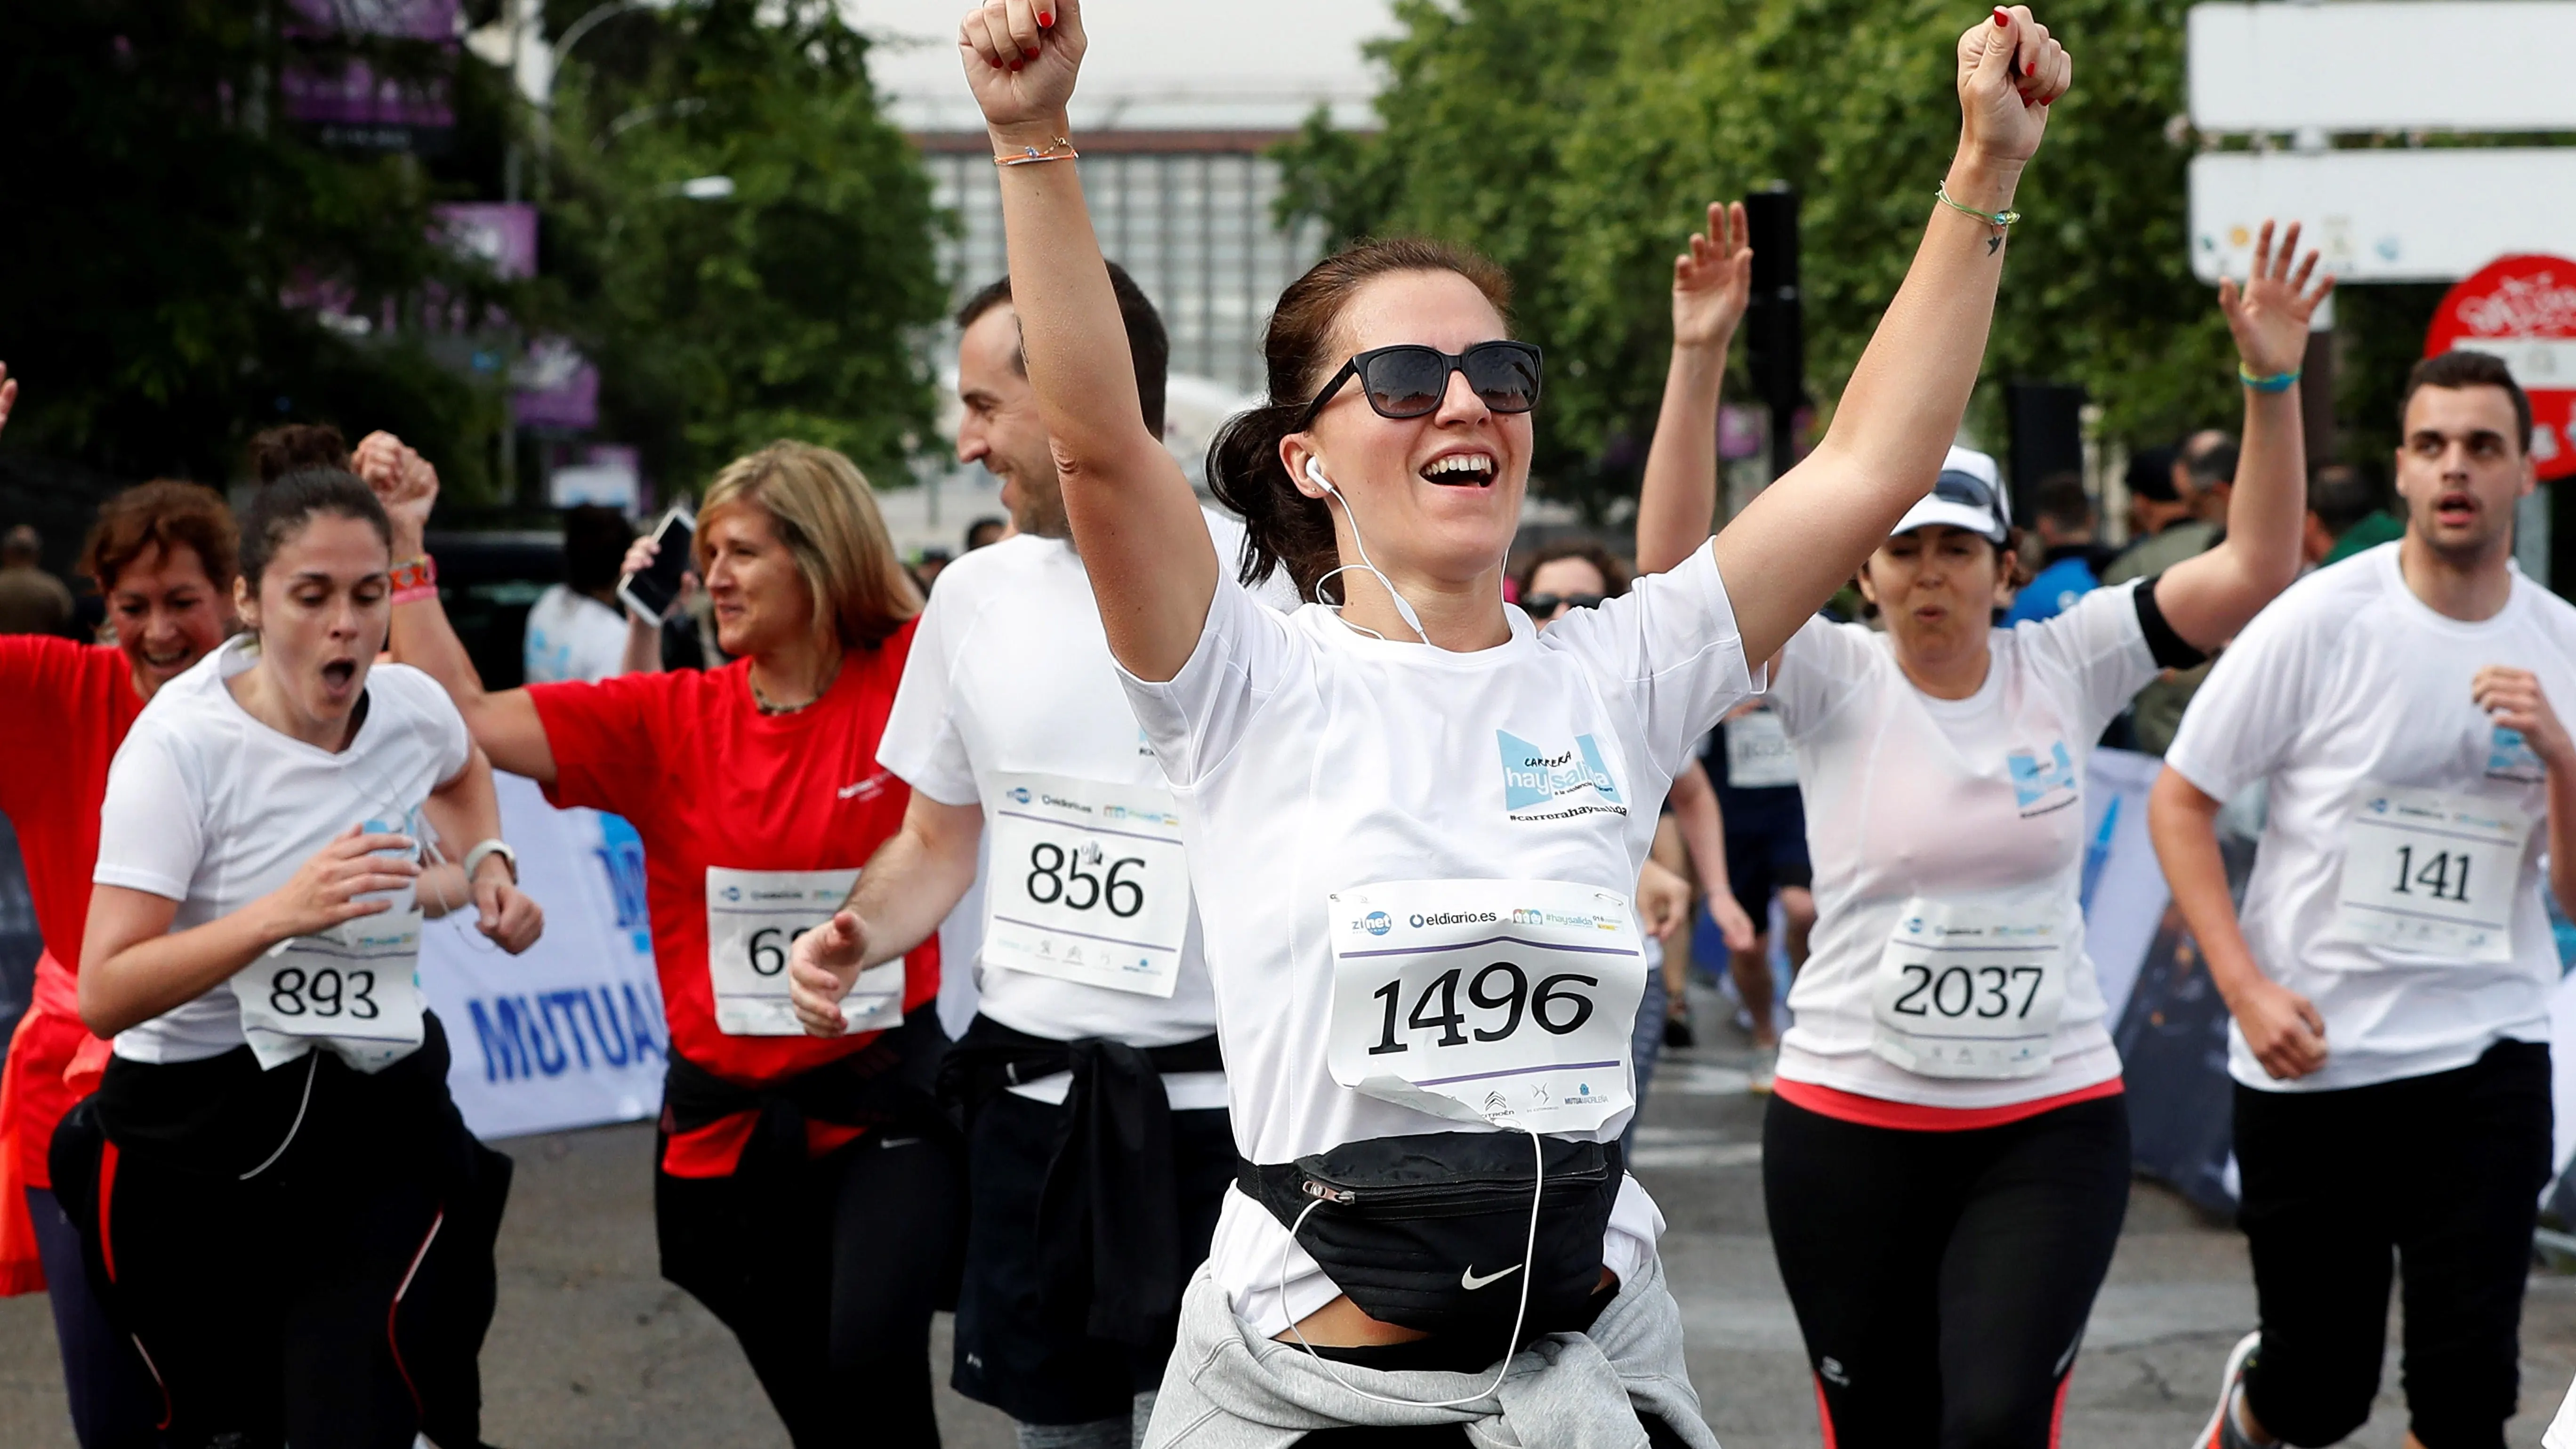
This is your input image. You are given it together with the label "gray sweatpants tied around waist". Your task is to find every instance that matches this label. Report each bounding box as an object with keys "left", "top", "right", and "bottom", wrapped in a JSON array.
[{"left": 1142, "top": 1249, "right": 1719, "bottom": 1449}]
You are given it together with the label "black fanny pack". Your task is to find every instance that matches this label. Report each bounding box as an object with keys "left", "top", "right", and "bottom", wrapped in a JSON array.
[{"left": 1237, "top": 1130, "right": 1621, "bottom": 1344}]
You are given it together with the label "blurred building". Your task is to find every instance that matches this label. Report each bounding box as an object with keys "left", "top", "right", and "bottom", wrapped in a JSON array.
[
  {"left": 916, "top": 130, "right": 1327, "bottom": 397},
  {"left": 851, "top": 0, "right": 1389, "bottom": 552}
]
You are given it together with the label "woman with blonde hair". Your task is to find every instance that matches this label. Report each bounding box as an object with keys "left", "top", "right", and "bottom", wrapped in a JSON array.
[{"left": 367, "top": 435, "right": 962, "bottom": 1447}]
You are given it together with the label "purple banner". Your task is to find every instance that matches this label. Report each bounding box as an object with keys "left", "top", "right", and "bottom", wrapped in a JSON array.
[
  {"left": 288, "top": 0, "right": 458, "bottom": 40},
  {"left": 434, "top": 203, "right": 539, "bottom": 281},
  {"left": 516, "top": 338, "right": 601, "bottom": 432}
]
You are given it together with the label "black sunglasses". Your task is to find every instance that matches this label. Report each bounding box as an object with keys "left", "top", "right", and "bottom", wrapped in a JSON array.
[
  {"left": 1297, "top": 341, "right": 1544, "bottom": 429},
  {"left": 1519, "top": 592, "right": 1605, "bottom": 615}
]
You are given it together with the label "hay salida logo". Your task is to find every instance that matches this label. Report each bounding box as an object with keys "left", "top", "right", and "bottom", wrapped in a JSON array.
[
  {"left": 2488, "top": 725, "right": 2547, "bottom": 783},
  {"left": 2006, "top": 741, "right": 2078, "bottom": 817},
  {"left": 1497, "top": 731, "right": 1626, "bottom": 821}
]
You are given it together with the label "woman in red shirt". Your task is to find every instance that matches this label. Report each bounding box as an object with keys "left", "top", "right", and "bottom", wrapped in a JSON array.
[
  {"left": 0, "top": 475, "right": 238, "bottom": 1448},
  {"left": 373, "top": 436, "right": 960, "bottom": 1447}
]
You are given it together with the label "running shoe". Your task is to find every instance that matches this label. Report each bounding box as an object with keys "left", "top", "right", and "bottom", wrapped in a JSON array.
[
  {"left": 2191, "top": 1330, "right": 2263, "bottom": 1449},
  {"left": 1664, "top": 1011, "right": 1696, "bottom": 1049},
  {"left": 1747, "top": 1045, "right": 1777, "bottom": 1095}
]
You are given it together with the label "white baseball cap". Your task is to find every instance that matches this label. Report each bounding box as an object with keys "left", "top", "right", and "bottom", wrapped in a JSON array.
[{"left": 1892, "top": 446, "right": 2011, "bottom": 543}]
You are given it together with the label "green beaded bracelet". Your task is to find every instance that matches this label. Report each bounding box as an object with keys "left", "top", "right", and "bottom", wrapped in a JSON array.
[{"left": 1935, "top": 180, "right": 2021, "bottom": 230}]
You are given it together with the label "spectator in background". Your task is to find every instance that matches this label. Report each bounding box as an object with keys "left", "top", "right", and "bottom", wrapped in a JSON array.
[
  {"left": 2307, "top": 461, "right": 2404, "bottom": 566},
  {"left": 2105, "top": 435, "right": 2222, "bottom": 586},
  {"left": 0, "top": 526, "right": 72, "bottom": 636},
  {"left": 2003, "top": 471, "right": 2107, "bottom": 625},
  {"left": 2111, "top": 430, "right": 2238, "bottom": 756},
  {"left": 913, "top": 547, "right": 953, "bottom": 593},
  {"left": 2117, "top": 445, "right": 2183, "bottom": 550},
  {"left": 2182, "top": 428, "right": 2240, "bottom": 530},
  {"left": 963, "top": 515, "right": 1010, "bottom": 551},
  {"left": 523, "top": 503, "right": 638, "bottom": 684}
]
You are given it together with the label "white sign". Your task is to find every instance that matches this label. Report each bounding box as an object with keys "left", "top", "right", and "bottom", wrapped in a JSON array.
[
  {"left": 419, "top": 773, "right": 671, "bottom": 1140},
  {"left": 2190, "top": 149, "right": 2576, "bottom": 284},
  {"left": 2188, "top": 2, "right": 2576, "bottom": 135}
]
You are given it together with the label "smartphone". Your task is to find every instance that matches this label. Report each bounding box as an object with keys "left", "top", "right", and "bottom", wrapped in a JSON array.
[{"left": 617, "top": 506, "right": 695, "bottom": 625}]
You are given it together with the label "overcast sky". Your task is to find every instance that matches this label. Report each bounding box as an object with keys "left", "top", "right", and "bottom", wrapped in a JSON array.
[{"left": 839, "top": 0, "right": 1401, "bottom": 130}]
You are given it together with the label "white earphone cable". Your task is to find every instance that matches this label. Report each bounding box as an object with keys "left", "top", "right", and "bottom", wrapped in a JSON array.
[{"left": 1273, "top": 1120, "right": 1546, "bottom": 1409}]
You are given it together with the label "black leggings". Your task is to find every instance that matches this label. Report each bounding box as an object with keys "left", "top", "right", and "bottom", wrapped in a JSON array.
[
  {"left": 51, "top": 1022, "right": 509, "bottom": 1449},
  {"left": 658, "top": 1126, "right": 966, "bottom": 1449},
  {"left": 1763, "top": 1092, "right": 2130, "bottom": 1449}
]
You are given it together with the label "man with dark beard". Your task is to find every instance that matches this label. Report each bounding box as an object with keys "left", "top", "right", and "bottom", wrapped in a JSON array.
[{"left": 2153, "top": 350, "right": 2576, "bottom": 1449}]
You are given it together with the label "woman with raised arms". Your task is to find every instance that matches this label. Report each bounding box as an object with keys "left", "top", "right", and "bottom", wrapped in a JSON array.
[
  {"left": 798, "top": 3, "right": 2070, "bottom": 1442},
  {"left": 1632, "top": 224, "right": 2327, "bottom": 1444}
]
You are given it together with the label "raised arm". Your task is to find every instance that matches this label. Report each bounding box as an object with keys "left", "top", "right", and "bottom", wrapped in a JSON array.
[
  {"left": 2153, "top": 221, "right": 2329, "bottom": 651},
  {"left": 959, "top": 0, "right": 1218, "bottom": 681},
  {"left": 1711, "top": 8, "right": 2069, "bottom": 665},
  {"left": 354, "top": 432, "right": 559, "bottom": 784},
  {"left": 1635, "top": 203, "right": 1752, "bottom": 576}
]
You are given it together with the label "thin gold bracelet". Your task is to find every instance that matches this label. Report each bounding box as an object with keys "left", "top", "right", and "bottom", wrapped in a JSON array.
[{"left": 997, "top": 137, "right": 1079, "bottom": 166}]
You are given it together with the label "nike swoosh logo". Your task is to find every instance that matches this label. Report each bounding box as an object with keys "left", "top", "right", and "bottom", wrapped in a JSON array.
[
  {"left": 1460, "top": 1264, "right": 1522, "bottom": 1291},
  {"left": 837, "top": 772, "right": 890, "bottom": 800}
]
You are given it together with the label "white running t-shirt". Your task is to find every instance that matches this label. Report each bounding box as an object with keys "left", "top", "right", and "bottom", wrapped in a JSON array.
[
  {"left": 2164, "top": 544, "right": 2576, "bottom": 1092},
  {"left": 522, "top": 583, "right": 630, "bottom": 685},
  {"left": 1769, "top": 583, "right": 2161, "bottom": 1108},
  {"left": 92, "top": 636, "right": 473, "bottom": 1064},
  {"left": 1119, "top": 542, "right": 1755, "bottom": 1336},
  {"left": 877, "top": 509, "right": 1290, "bottom": 1109}
]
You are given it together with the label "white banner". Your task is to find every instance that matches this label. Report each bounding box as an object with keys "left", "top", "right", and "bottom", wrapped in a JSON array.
[
  {"left": 418, "top": 773, "right": 670, "bottom": 1140},
  {"left": 2082, "top": 748, "right": 2173, "bottom": 1024}
]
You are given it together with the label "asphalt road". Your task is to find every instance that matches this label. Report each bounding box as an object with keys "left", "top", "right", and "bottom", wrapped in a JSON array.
[{"left": 4, "top": 998, "right": 2573, "bottom": 1448}]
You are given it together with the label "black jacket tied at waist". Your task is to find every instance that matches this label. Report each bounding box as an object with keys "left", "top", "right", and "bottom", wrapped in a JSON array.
[
  {"left": 938, "top": 1013, "right": 1224, "bottom": 1347},
  {"left": 662, "top": 1004, "right": 947, "bottom": 1183}
]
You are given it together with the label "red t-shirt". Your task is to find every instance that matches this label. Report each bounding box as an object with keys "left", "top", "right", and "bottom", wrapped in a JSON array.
[
  {"left": 526, "top": 627, "right": 937, "bottom": 1087},
  {"left": 0, "top": 638, "right": 141, "bottom": 1240},
  {"left": 0, "top": 637, "right": 146, "bottom": 969}
]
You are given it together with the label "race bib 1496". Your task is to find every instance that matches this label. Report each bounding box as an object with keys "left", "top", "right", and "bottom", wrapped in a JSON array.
[{"left": 1327, "top": 879, "right": 1645, "bottom": 1134}]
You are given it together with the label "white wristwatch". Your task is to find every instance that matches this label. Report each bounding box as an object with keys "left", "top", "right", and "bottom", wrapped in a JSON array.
[{"left": 461, "top": 838, "right": 518, "bottom": 886}]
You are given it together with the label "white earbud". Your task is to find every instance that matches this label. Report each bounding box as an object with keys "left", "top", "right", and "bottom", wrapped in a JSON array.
[{"left": 1299, "top": 456, "right": 1429, "bottom": 643}]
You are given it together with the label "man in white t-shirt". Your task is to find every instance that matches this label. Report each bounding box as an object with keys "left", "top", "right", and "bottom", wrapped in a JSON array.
[
  {"left": 2153, "top": 351, "right": 2576, "bottom": 1449},
  {"left": 522, "top": 504, "right": 638, "bottom": 684},
  {"left": 791, "top": 267, "right": 1287, "bottom": 1449}
]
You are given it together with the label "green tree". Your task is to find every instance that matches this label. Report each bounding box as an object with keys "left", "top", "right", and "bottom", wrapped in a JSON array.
[
  {"left": 0, "top": 2, "right": 514, "bottom": 494},
  {"left": 1278, "top": 0, "right": 2407, "bottom": 516},
  {"left": 541, "top": 0, "right": 949, "bottom": 494}
]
